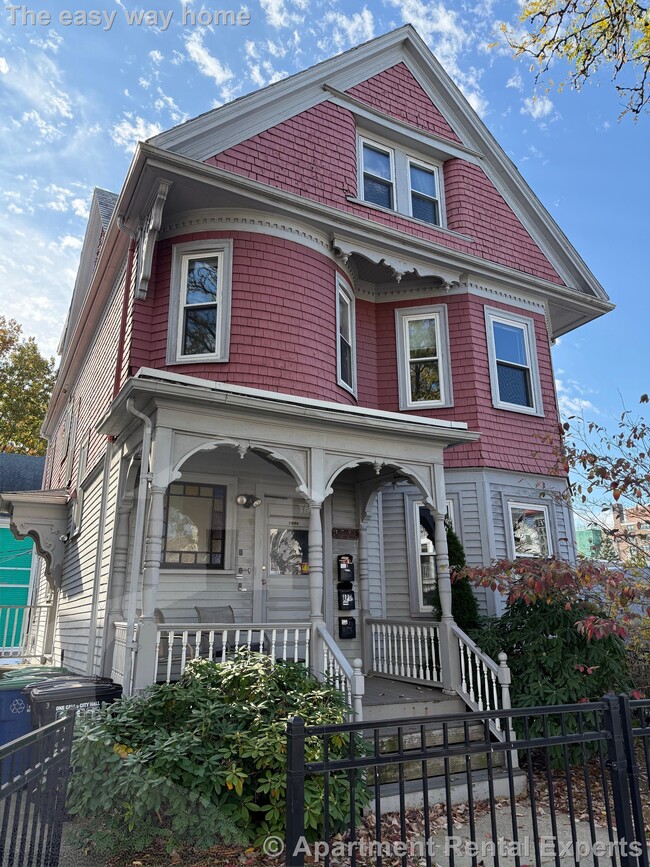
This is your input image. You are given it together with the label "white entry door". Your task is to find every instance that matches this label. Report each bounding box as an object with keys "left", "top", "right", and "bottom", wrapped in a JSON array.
[{"left": 261, "top": 498, "right": 310, "bottom": 624}]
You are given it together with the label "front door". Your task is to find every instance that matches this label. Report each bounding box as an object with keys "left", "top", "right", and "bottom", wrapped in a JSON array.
[{"left": 261, "top": 498, "right": 310, "bottom": 624}]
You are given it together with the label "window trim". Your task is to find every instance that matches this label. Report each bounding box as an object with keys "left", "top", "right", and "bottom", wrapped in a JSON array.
[
  {"left": 395, "top": 305, "right": 453, "bottom": 410},
  {"left": 357, "top": 132, "right": 445, "bottom": 228},
  {"left": 336, "top": 275, "right": 356, "bottom": 396},
  {"left": 484, "top": 307, "right": 543, "bottom": 416},
  {"left": 166, "top": 239, "right": 233, "bottom": 365},
  {"left": 507, "top": 501, "right": 553, "bottom": 559},
  {"left": 358, "top": 136, "right": 395, "bottom": 211}
]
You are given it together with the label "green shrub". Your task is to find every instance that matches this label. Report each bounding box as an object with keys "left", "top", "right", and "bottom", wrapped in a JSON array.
[
  {"left": 68, "top": 652, "right": 368, "bottom": 855},
  {"left": 432, "top": 523, "right": 480, "bottom": 631}
]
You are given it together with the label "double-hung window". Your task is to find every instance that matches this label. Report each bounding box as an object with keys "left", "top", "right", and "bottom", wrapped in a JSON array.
[
  {"left": 359, "top": 136, "right": 443, "bottom": 227},
  {"left": 336, "top": 276, "right": 356, "bottom": 394},
  {"left": 360, "top": 139, "right": 394, "bottom": 209},
  {"left": 395, "top": 306, "right": 452, "bottom": 409},
  {"left": 485, "top": 308, "right": 543, "bottom": 415},
  {"left": 413, "top": 502, "right": 437, "bottom": 613},
  {"left": 508, "top": 502, "right": 551, "bottom": 558},
  {"left": 167, "top": 240, "right": 233, "bottom": 364}
]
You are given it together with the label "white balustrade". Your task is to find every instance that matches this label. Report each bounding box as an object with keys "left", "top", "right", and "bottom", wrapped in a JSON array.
[
  {"left": 367, "top": 618, "right": 443, "bottom": 686},
  {"left": 316, "top": 622, "right": 364, "bottom": 720},
  {"left": 452, "top": 623, "right": 511, "bottom": 738},
  {"left": 154, "top": 622, "right": 312, "bottom": 684},
  {"left": 0, "top": 605, "right": 50, "bottom": 659}
]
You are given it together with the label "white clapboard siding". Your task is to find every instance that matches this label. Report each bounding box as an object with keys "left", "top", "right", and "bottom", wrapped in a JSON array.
[
  {"left": 445, "top": 478, "right": 491, "bottom": 616},
  {"left": 91, "top": 451, "right": 121, "bottom": 674},
  {"left": 380, "top": 487, "right": 411, "bottom": 619},
  {"left": 329, "top": 482, "right": 362, "bottom": 664},
  {"left": 52, "top": 471, "right": 104, "bottom": 674}
]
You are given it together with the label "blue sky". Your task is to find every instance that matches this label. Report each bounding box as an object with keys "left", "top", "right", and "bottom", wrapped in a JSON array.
[{"left": 0, "top": 0, "right": 647, "bottom": 432}]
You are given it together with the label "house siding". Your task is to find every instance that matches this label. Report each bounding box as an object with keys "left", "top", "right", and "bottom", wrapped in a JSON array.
[{"left": 206, "top": 67, "right": 564, "bottom": 286}]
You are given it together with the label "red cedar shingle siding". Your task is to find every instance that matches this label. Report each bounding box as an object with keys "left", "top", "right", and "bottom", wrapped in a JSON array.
[{"left": 206, "top": 67, "right": 563, "bottom": 286}]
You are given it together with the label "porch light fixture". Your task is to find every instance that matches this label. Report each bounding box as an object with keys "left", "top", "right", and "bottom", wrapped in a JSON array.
[{"left": 236, "top": 494, "right": 262, "bottom": 509}]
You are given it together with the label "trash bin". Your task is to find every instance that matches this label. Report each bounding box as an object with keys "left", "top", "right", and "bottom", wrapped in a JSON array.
[
  {"left": 27, "top": 677, "right": 122, "bottom": 727},
  {"left": 0, "top": 675, "right": 40, "bottom": 782},
  {"left": 2, "top": 665, "right": 68, "bottom": 683}
]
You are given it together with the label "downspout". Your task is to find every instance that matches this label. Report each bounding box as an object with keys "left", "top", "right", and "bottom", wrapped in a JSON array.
[
  {"left": 86, "top": 439, "right": 114, "bottom": 675},
  {"left": 114, "top": 217, "right": 137, "bottom": 399},
  {"left": 121, "top": 399, "right": 152, "bottom": 696}
]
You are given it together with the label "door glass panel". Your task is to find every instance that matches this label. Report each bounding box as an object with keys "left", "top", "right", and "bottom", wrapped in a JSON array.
[{"left": 269, "top": 528, "right": 309, "bottom": 575}]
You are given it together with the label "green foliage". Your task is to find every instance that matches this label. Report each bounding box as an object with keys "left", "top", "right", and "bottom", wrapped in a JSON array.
[
  {"left": 432, "top": 524, "right": 480, "bottom": 631},
  {"left": 472, "top": 599, "right": 632, "bottom": 764},
  {"left": 0, "top": 317, "right": 56, "bottom": 456},
  {"left": 68, "top": 652, "right": 367, "bottom": 855}
]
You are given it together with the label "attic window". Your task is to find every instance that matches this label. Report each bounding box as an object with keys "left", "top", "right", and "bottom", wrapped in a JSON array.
[
  {"left": 358, "top": 135, "right": 443, "bottom": 228},
  {"left": 167, "top": 240, "right": 233, "bottom": 366}
]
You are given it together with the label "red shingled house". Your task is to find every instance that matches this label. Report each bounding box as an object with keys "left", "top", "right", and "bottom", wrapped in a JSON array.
[{"left": 1, "top": 27, "right": 612, "bottom": 721}]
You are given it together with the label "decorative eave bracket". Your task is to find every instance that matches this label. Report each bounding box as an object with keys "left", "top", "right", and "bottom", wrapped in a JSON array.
[
  {"left": 135, "top": 179, "right": 174, "bottom": 301},
  {"left": 0, "top": 491, "right": 69, "bottom": 589},
  {"left": 331, "top": 236, "right": 460, "bottom": 289}
]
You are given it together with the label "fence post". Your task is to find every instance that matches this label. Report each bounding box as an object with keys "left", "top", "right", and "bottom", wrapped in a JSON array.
[
  {"left": 616, "top": 694, "right": 649, "bottom": 867},
  {"left": 285, "top": 716, "right": 306, "bottom": 867},
  {"left": 603, "top": 694, "right": 640, "bottom": 867}
]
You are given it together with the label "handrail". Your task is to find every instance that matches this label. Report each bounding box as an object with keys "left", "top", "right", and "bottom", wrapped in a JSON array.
[
  {"left": 451, "top": 622, "right": 511, "bottom": 739},
  {"left": 315, "top": 622, "right": 364, "bottom": 721}
]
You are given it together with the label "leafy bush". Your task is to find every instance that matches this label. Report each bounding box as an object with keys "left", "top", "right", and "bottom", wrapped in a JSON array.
[
  {"left": 460, "top": 557, "right": 636, "bottom": 764},
  {"left": 68, "top": 652, "right": 367, "bottom": 855}
]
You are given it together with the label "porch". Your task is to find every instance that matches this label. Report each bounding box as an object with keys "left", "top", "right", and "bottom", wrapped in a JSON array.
[{"left": 109, "top": 613, "right": 512, "bottom": 729}]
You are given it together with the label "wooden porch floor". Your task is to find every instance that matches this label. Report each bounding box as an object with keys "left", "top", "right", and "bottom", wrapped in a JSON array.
[{"left": 363, "top": 674, "right": 464, "bottom": 720}]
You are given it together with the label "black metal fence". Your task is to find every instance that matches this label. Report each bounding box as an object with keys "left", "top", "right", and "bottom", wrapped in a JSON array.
[
  {"left": 286, "top": 694, "right": 650, "bottom": 867},
  {"left": 0, "top": 711, "right": 75, "bottom": 867}
]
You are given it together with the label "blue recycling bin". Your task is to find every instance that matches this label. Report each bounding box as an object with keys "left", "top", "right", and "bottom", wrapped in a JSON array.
[{"left": 0, "top": 676, "right": 36, "bottom": 783}]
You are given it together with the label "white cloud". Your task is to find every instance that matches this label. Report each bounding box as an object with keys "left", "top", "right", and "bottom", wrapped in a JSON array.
[
  {"left": 521, "top": 95, "right": 554, "bottom": 119},
  {"left": 322, "top": 9, "right": 375, "bottom": 51},
  {"left": 20, "top": 110, "right": 63, "bottom": 142},
  {"left": 259, "top": 0, "right": 304, "bottom": 28},
  {"left": 506, "top": 71, "right": 523, "bottom": 91},
  {"left": 0, "top": 58, "right": 9, "bottom": 75},
  {"left": 71, "top": 198, "right": 89, "bottom": 219},
  {"left": 3, "top": 55, "right": 73, "bottom": 119},
  {"left": 149, "top": 49, "right": 163, "bottom": 64},
  {"left": 249, "top": 64, "right": 265, "bottom": 87},
  {"left": 185, "top": 30, "right": 234, "bottom": 87},
  {"left": 555, "top": 378, "right": 599, "bottom": 419},
  {"left": 111, "top": 114, "right": 162, "bottom": 152},
  {"left": 57, "top": 234, "right": 83, "bottom": 251}
]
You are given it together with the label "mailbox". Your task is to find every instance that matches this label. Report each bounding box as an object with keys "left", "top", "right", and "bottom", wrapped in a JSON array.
[
  {"left": 337, "top": 583, "right": 355, "bottom": 611},
  {"left": 338, "top": 617, "right": 356, "bottom": 640},
  {"left": 337, "top": 554, "right": 355, "bottom": 582}
]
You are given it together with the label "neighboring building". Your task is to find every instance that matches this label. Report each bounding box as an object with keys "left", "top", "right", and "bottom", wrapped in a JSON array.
[
  {"left": 0, "top": 454, "right": 45, "bottom": 654},
  {"left": 612, "top": 505, "right": 650, "bottom": 563},
  {"left": 576, "top": 526, "right": 603, "bottom": 559},
  {"left": 0, "top": 27, "right": 612, "bottom": 716}
]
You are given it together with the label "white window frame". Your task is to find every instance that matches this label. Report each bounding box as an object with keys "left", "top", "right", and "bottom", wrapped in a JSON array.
[
  {"left": 410, "top": 499, "right": 437, "bottom": 615},
  {"left": 166, "top": 239, "right": 233, "bottom": 365},
  {"left": 336, "top": 275, "right": 356, "bottom": 395},
  {"left": 407, "top": 157, "right": 442, "bottom": 226},
  {"left": 484, "top": 307, "right": 543, "bottom": 416},
  {"left": 395, "top": 305, "right": 453, "bottom": 410},
  {"left": 359, "top": 136, "right": 395, "bottom": 211},
  {"left": 357, "top": 133, "right": 445, "bottom": 228},
  {"left": 508, "top": 501, "right": 553, "bottom": 559}
]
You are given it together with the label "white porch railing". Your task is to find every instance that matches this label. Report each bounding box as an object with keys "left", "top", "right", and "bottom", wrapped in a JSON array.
[
  {"left": 367, "top": 618, "right": 443, "bottom": 686},
  {"left": 0, "top": 605, "right": 50, "bottom": 659},
  {"left": 452, "top": 623, "right": 511, "bottom": 737},
  {"left": 111, "top": 621, "right": 137, "bottom": 689},
  {"left": 155, "top": 622, "right": 312, "bottom": 685},
  {"left": 315, "top": 622, "right": 364, "bottom": 720}
]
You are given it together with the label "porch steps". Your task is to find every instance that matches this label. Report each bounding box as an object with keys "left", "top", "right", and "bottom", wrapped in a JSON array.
[
  {"left": 362, "top": 675, "right": 465, "bottom": 721},
  {"left": 360, "top": 676, "right": 524, "bottom": 813}
]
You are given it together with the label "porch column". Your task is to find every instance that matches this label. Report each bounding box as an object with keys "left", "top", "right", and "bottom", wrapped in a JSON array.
[
  {"left": 358, "top": 521, "right": 371, "bottom": 672},
  {"left": 132, "top": 484, "right": 166, "bottom": 692},
  {"left": 308, "top": 500, "right": 325, "bottom": 624},
  {"left": 434, "top": 512, "right": 460, "bottom": 694}
]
